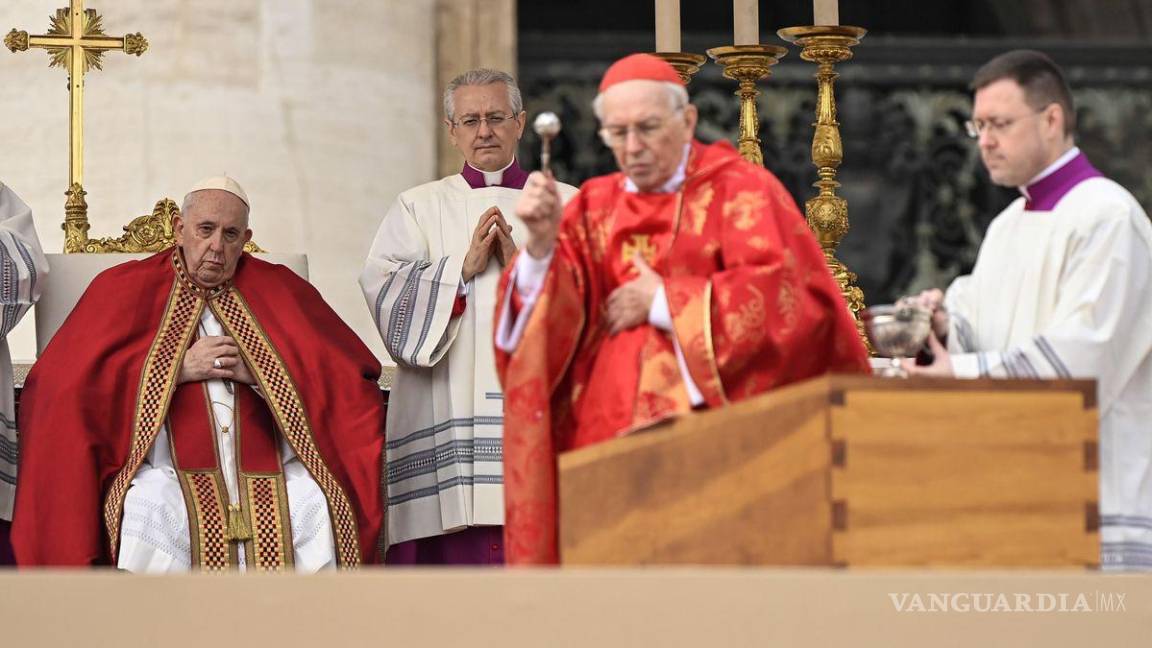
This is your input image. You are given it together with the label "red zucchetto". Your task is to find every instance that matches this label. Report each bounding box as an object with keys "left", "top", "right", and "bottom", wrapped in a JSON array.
[{"left": 598, "top": 53, "right": 684, "bottom": 93}]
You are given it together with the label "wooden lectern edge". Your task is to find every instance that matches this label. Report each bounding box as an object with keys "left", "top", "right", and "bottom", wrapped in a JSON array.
[
  {"left": 824, "top": 374, "right": 1097, "bottom": 410},
  {"left": 557, "top": 375, "right": 838, "bottom": 472},
  {"left": 559, "top": 373, "right": 1097, "bottom": 471}
]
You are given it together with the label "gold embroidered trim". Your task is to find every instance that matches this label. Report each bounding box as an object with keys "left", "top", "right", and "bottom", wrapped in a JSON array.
[
  {"left": 242, "top": 474, "right": 293, "bottom": 571},
  {"left": 171, "top": 250, "right": 230, "bottom": 301},
  {"left": 104, "top": 278, "right": 204, "bottom": 560},
  {"left": 209, "top": 289, "right": 361, "bottom": 567},
  {"left": 701, "top": 280, "right": 729, "bottom": 405},
  {"left": 170, "top": 409, "right": 237, "bottom": 570},
  {"left": 180, "top": 470, "right": 233, "bottom": 571}
]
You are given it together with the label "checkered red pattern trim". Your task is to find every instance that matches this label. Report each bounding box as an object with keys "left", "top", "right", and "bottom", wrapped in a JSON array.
[
  {"left": 211, "top": 289, "right": 361, "bottom": 567},
  {"left": 104, "top": 278, "right": 203, "bottom": 560},
  {"left": 187, "top": 472, "right": 231, "bottom": 571},
  {"left": 246, "top": 476, "right": 290, "bottom": 571}
]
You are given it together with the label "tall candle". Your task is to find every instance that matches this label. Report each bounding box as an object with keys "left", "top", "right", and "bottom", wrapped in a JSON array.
[
  {"left": 655, "top": 0, "right": 681, "bottom": 52},
  {"left": 814, "top": 0, "right": 839, "bottom": 25},
  {"left": 733, "top": 0, "right": 759, "bottom": 45}
]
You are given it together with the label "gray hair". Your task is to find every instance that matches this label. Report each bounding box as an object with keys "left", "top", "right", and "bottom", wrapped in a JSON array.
[
  {"left": 591, "top": 80, "right": 688, "bottom": 121},
  {"left": 443, "top": 68, "right": 523, "bottom": 120}
]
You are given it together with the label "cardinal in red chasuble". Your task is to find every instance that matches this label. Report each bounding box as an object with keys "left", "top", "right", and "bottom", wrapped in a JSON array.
[{"left": 493, "top": 54, "right": 869, "bottom": 564}]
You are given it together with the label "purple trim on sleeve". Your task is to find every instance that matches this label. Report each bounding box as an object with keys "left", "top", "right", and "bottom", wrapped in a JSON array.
[{"left": 1023, "top": 152, "right": 1103, "bottom": 211}]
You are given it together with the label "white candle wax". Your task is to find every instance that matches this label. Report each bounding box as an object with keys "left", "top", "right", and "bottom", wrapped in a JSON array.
[
  {"left": 733, "top": 0, "right": 759, "bottom": 45},
  {"left": 656, "top": 0, "right": 681, "bottom": 52},
  {"left": 814, "top": 0, "right": 839, "bottom": 25}
]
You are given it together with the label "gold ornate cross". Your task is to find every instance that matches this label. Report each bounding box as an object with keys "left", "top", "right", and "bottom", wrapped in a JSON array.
[
  {"left": 621, "top": 234, "right": 658, "bottom": 267},
  {"left": 5, "top": 1, "right": 147, "bottom": 251}
]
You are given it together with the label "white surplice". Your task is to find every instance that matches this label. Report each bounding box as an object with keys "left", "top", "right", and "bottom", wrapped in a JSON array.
[
  {"left": 117, "top": 308, "right": 336, "bottom": 572},
  {"left": 944, "top": 165, "right": 1152, "bottom": 570},
  {"left": 360, "top": 173, "right": 575, "bottom": 546},
  {"left": 0, "top": 182, "right": 48, "bottom": 521}
]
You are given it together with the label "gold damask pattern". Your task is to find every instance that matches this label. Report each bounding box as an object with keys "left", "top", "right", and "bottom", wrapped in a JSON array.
[
  {"left": 722, "top": 191, "right": 768, "bottom": 232},
  {"left": 722, "top": 283, "right": 769, "bottom": 347},
  {"left": 633, "top": 335, "right": 691, "bottom": 429},
  {"left": 666, "top": 277, "right": 727, "bottom": 406},
  {"left": 210, "top": 289, "right": 361, "bottom": 567},
  {"left": 103, "top": 277, "right": 203, "bottom": 560},
  {"left": 776, "top": 251, "right": 800, "bottom": 336},
  {"left": 686, "top": 182, "right": 714, "bottom": 235}
]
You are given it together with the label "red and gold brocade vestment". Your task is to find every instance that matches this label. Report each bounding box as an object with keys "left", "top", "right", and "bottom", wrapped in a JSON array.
[{"left": 494, "top": 140, "right": 869, "bottom": 564}]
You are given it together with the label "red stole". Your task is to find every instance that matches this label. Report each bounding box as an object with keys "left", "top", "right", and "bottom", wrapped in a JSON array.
[{"left": 167, "top": 381, "right": 294, "bottom": 570}]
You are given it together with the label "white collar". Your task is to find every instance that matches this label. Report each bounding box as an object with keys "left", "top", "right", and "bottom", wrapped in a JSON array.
[
  {"left": 1020, "top": 146, "right": 1079, "bottom": 198},
  {"left": 624, "top": 144, "right": 691, "bottom": 194},
  {"left": 467, "top": 158, "right": 516, "bottom": 187}
]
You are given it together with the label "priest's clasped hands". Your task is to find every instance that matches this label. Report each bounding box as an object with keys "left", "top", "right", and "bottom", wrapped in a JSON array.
[
  {"left": 178, "top": 335, "right": 256, "bottom": 385},
  {"left": 462, "top": 206, "right": 516, "bottom": 282}
]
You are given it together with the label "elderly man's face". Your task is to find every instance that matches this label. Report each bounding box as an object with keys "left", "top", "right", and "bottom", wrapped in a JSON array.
[
  {"left": 600, "top": 80, "right": 697, "bottom": 192},
  {"left": 447, "top": 83, "right": 526, "bottom": 172},
  {"left": 174, "top": 189, "right": 251, "bottom": 288}
]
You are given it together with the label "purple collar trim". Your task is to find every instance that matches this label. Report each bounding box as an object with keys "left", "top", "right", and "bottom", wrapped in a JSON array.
[
  {"left": 1023, "top": 152, "right": 1102, "bottom": 211},
  {"left": 460, "top": 159, "right": 529, "bottom": 190}
]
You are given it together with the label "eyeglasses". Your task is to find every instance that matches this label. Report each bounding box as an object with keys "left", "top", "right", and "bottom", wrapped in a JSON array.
[
  {"left": 599, "top": 107, "right": 685, "bottom": 148},
  {"left": 451, "top": 113, "right": 516, "bottom": 131},
  {"left": 964, "top": 108, "right": 1047, "bottom": 139}
]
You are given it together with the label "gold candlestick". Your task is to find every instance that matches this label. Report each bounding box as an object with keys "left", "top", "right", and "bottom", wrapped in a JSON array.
[
  {"left": 652, "top": 52, "right": 708, "bottom": 85},
  {"left": 63, "top": 182, "right": 90, "bottom": 253},
  {"left": 705, "top": 45, "right": 788, "bottom": 165},
  {"left": 777, "top": 24, "right": 869, "bottom": 347}
]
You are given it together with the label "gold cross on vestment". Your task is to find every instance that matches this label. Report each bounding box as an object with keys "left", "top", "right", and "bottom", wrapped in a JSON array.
[
  {"left": 621, "top": 234, "right": 658, "bottom": 267},
  {"left": 5, "top": 1, "right": 147, "bottom": 251}
]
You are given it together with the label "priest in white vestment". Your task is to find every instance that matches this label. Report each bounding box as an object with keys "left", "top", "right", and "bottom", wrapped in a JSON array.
[
  {"left": 360, "top": 69, "right": 575, "bottom": 563},
  {"left": 0, "top": 182, "right": 49, "bottom": 565},
  {"left": 905, "top": 51, "right": 1152, "bottom": 570}
]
